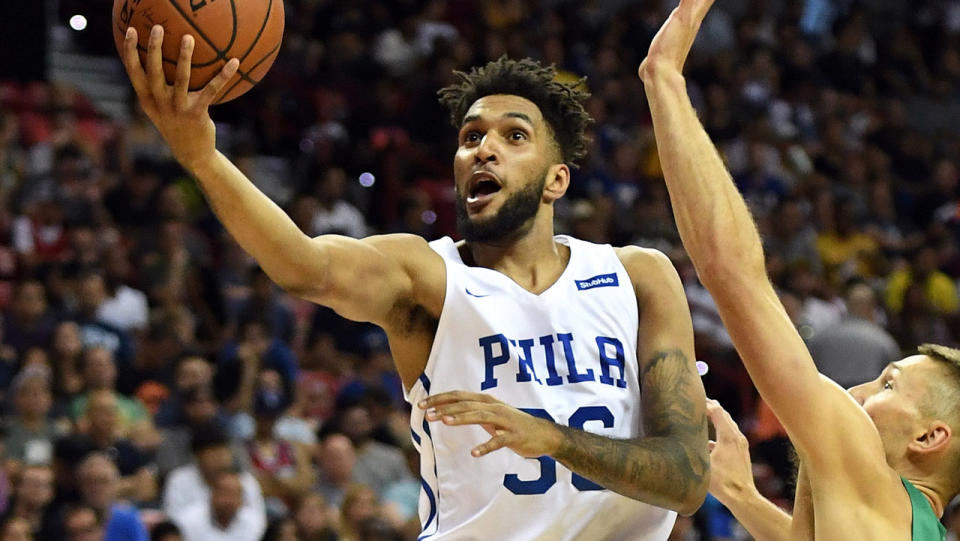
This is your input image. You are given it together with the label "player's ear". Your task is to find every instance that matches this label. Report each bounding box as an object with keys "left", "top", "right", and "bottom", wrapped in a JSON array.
[
  {"left": 909, "top": 421, "right": 951, "bottom": 455},
  {"left": 543, "top": 163, "right": 570, "bottom": 203}
]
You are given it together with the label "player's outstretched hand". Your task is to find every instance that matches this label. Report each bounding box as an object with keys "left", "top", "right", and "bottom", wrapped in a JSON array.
[
  {"left": 638, "top": 0, "right": 716, "bottom": 82},
  {"left": 705, "top": 398, "right": 757, "bottom": 505},
  {"left": 121, "top": 25, "right": 239, "bottom": 170},
  {"left": 419, "top": 391, "right": 561, "bottom": 459}
]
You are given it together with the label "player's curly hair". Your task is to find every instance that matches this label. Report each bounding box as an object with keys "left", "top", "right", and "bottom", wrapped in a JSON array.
[{"left": 438, "top": 56, "right": 593, "bottom": 168}]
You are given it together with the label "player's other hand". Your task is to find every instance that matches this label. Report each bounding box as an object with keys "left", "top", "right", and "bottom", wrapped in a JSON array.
[
  {"left": 638, "top": 0, "right": 716, "bottom": 82},
  {"left": 120, "top": 25, "right": 239, "bottom": 170},
  {"left": 705, "top": 398, "right": 757, "bottom": 505},
  {"left": 419, "top": 391, "right": 561, "bottom": 459}
]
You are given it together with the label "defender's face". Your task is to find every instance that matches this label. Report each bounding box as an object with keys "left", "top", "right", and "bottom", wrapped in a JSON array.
[
  {"left": 453, "top": 95, "right": 554, "bottom": 223},
  {"left": 848, "top": 355, "right": 940, "bottom": 461}
]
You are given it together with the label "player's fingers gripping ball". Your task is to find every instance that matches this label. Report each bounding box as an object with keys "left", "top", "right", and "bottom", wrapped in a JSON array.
[{"left": 112, "top": 0, "right": 285, "bottom": 103}]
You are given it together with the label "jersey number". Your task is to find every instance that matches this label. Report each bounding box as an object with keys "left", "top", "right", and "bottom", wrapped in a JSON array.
[{"left": 503, "top": 405, "right": 613, "bottom": 495}]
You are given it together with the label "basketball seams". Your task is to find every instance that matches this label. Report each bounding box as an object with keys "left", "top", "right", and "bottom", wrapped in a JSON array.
[
  {"left": 217, "top": 41, "right": 282, "bottom": 102},
  {"left": 214, "top": 0, "right": 280, "bottom": 102},
  {"left": 235, "top": 0, "right": 273, "bottom": 65},
  {"left": 163, "top": 0, "right": 230, "bottom": 61}
]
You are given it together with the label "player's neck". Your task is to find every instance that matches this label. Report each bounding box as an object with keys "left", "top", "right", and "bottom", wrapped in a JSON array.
[
  {"left": 904, "top": 476, "right": 947, "bottom": 518},
  {"left": 466, "top": 219, "right": 569, "bottom": 294}
]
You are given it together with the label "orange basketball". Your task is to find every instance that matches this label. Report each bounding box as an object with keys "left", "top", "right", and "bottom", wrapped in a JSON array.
[{"left": 112, "top": 0, "right": 284, "bottom": 104}]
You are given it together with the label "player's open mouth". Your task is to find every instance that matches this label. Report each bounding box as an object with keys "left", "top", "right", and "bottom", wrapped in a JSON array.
[{"left": 467, "top": 171, "right": 502, "bottom": 206}]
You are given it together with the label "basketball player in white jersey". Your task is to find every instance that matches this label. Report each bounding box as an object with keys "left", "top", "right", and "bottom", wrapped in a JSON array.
[
  {"left": 641, "top": 0, "right": 960, "bottom": 539},
  {"left": 120, "top": 24, "right": 709, "bottom": 540}
]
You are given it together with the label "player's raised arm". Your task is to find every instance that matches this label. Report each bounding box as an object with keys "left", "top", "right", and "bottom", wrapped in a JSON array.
[
  {"left": 637, "top": 0, "right": 888, "bottom": 478},
  {"left": 120, "top": 27, "right": 439, "bottom": 332}
]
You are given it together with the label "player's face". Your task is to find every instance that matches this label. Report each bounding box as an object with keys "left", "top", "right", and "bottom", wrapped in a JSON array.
[
  {"left": 848, "top": 355, "right": 939, "bottom": 462},
  {"left": 453, "top": 94, "right": 556, "bottom": 243}
]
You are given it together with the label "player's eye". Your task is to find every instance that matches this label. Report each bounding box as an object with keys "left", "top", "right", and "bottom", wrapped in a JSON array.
[
  {"left": 463, "top": 131, "right": 482, "bottom": 145},
  {"left": 509, "top": 130, "right": 527, "bottom": 141},
  {"left": 882, "top": 380, "right": 893, "bottom": 390}
]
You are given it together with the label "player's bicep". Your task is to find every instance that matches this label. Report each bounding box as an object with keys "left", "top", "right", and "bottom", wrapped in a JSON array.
[
  {"left": 622, "top": 248, "right": 707, "bottom": 442},
  {"left": 295, "top": 234, "right": 439, "bottom": 325}
]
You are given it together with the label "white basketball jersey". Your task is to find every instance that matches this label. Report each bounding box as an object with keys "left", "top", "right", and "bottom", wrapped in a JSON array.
[{"left": 406, "top": 235, "right": 676, "bottom": 541}]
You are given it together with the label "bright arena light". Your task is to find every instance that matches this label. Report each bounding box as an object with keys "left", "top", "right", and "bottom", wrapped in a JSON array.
[
  {"left": 695, "top": 361, "right": 709, "bottom": 376},
  {"left": 421, "top": 210, "right": 437, "bottom": 225},
  {"left": 69, "top": 15, "right": 88, "bottom": 31},
  {"left": 358, "top": 172, "right": 375, "bottom": 187}
]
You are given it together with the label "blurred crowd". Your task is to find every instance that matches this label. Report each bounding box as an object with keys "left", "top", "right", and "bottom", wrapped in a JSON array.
[{"left": 3, "top": 0, "right": 960, "bottom": 539}]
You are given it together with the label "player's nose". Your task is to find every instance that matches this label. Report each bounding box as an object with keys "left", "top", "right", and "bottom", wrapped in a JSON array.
[
  {"left": 847, "top": 383, "right": 867, "bottom": 405},
  {"left": 474, "top": 135, "right": 499, "bottom": 165}
]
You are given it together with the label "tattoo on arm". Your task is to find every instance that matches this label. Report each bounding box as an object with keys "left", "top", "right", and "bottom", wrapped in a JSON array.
[{"left": 552, "top": 348, "right": 709, "bottom": 511}]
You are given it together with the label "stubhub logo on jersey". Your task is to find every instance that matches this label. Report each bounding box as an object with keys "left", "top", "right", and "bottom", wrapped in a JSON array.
[{"left": 574, "top": 273, "right": 619, "bottom": 291}]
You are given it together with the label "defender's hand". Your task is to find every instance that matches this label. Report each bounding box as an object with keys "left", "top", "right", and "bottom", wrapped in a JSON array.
[
  {"left": 638, "top": 0, "right": 716, "bottom": 81},
  {"left": 121, "top": 25, "right": 239, "bottom": 170},
  {"left": 419, "top": 391, "right": 562, "bottom": 459},
  {"left": 706, "top": 398, "right": 757, "bottom": 505}
]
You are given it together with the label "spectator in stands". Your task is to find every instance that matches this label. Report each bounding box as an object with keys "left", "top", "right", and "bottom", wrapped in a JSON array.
[
  {"left": 313, "top": 433, "right": 357, "bottom": 509},
  {"left": 98, "top": 248, "right": 149, "bottom": 335},
  {"left": 220, "top": 317, "right": 298, "bottom": 388},
  {"left": 50, "top": 321, "right": 85, "bottom": 399},
  {"left": 808, "top": 282, "right": 901, "bottom": 388},
  {"left": 886, "top": 245, "right": 960, "bottom": 316},
  {"left": 293, "top": 493, "right": 338, "bottom": 541},
  {"left": 62, "top": 503, "right": 103, "bottom": 541},
  {"left": 0, "top": 516, "right": 32, "bottom": 541},
  {"left": 71, "top": 346, "right": 156, "bottom": 447},
  {"left": 310, "top": 167, "right": 368, "bottom": 239},
  {"left": 153, "top": 354, "right": 214, "bottom": 429},
  {"left": 71, "top": 390, "right": 156, "bottom": 504},
  {"left": 816, "top": 195, "right": 880, "bottom": 286},
  {"left": 0, "top": 465, "right": 54, "bottom": 538},
  {"left": 155, "top": 384, "right": 243, "bottom": 481},
  {"left": 75, "top": 453, "right": 148, "bottom": 541},
  {"left": 245, "top": 371, "right": 314, "bottom": 515},
  {"left": 338, "top": 484, "right": 382, "bottom": 541},
  {"left": 327, "top": 402, "right": 410, "bottom": 498},
  {"left": 3, "top": 281, "right": 56, "bottom": 357},
  {"left": 162, "top": 423, "right": 264, "bottom": 527},
  {"left": 235, "top": 267, "right": 294, "bottom": 343},
  {"left": 890, "top": 283, "right": 954, "bottom": 347},
  {"left": 73, "top": 271, "right": 134, "bottom": 366},
  {"left": 171, "top": 469, "right": 265, "bottom": 541},
  {"left": 3, "top": 365, "right": 66, "bottom": 472}
]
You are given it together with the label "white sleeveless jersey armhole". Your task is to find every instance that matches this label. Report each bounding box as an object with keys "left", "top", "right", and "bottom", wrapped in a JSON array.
[{"left": 406, "top": 235, "right": 677, "bottom": 541}]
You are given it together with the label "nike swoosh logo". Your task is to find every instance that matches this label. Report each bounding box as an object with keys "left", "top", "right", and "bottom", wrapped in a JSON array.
[{"left": 465, "top": 288, "right": 491, "bottom": 298}]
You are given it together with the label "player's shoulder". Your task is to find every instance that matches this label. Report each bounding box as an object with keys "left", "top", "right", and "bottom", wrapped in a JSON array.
[
  {"left": 613, "top": 245, "right": 675, "bottom": 276},
  {"left": 613, "top": 245, "right": 684, "bottom": 299},
  {"left": 361, "top": 232, "right": 434, "bottom": 251},
  {"left": 361, "top": 233, "right": 443, "bottom": 265}
]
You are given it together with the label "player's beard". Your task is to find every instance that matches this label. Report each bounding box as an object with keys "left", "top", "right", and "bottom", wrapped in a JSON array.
[{"left": 456, "top": 171, "right": 546, "bottom": 244}]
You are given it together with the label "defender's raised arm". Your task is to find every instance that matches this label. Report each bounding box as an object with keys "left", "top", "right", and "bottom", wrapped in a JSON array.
[{"left": 637, "top": 0, "right": 888, "bottom": 479}]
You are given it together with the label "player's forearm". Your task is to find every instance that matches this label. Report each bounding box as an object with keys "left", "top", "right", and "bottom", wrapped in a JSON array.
[
  {"left": 716, "top": 486, "right": 793, "bottom": 541},
  {"left": 187, "top": 151, "right": 327, "bottom": 291},
  {"left": 551, "top": 428, "right": 708, "bottom": 515},
  {"left": 641, "top": 68, "right": 766, "bottom": 284}
]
